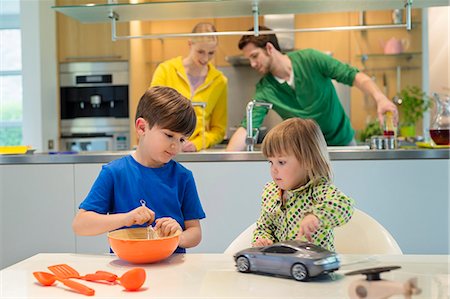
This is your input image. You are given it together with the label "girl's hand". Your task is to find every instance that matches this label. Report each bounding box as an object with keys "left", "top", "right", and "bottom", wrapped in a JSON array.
[
  {"left": 182, "top": 141, "right": 197, "bottom": 152},
  {"left": 154, "top": 217, "right": 182, "bottom": 237},
  {"left": 297, "top": 214, "right": 320, "bottom": 242},
  {"left": 252, "top": 238, "right": 273, "bottom": 247},
  {"left": 124, "top": 206, "right": 155, "bottom": 227}
]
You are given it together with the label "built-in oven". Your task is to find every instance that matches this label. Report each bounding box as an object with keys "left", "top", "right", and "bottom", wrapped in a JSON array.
[{"left": 59, "top": 61, "right": 130, "bottom": 151}]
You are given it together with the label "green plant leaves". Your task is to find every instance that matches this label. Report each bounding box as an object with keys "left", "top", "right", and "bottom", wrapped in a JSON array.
[{"left": 398, "top": 85, "right": 432, "bottom": 126}]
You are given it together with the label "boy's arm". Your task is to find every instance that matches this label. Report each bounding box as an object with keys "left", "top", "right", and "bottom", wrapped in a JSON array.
[
  {"left": 178, "top": 219, "right": 202, "bottom": 248},
  {"left": 72, "top": 207, "right": 155, "bottom": 236}
]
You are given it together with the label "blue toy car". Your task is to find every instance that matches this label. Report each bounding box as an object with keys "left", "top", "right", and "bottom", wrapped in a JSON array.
[{"left": 233, "top": 240, "right": 340, "bottom": 281}]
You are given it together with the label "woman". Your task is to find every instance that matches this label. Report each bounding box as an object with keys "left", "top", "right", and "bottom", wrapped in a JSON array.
[{"left": 150, "top": 22, "right": 228, "bottom": 151}]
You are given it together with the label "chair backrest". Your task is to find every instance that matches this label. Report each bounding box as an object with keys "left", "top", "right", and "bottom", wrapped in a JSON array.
[
  {"left": 334, "top": 209, "right": 403, "bottom": 254},
  {"left": 224, "top": 223, "right": 256, "bottom": 254},
  {"left": 224, "top": 209, "right": 403, "bottom": 255}
]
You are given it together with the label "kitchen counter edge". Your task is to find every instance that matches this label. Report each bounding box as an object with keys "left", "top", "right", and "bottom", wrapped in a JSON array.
[{"left": 0, "top": 149, "right": 449, "bottom": 164}]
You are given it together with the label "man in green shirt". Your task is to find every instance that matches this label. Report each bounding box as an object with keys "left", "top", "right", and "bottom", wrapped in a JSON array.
[{"left": 226, "top": 26, "right": 398, "bottom": 150}]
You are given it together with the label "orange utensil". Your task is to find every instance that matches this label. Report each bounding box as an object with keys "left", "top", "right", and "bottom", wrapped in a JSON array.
[
  {"left": 48, "top": 264, "right": 146, "bottom": 291},
  {"left": 48, "top": 264, "right": 117, "bottom": 282},
  {"left": 117, "top": 268, "right": 146, "bottom": 291},
  {"left": 33, "top": 271, "right": 95, "bottom": 296}
]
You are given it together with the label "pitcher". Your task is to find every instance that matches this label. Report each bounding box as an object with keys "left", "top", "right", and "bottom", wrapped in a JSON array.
[
  {"left": 430, "top": 93, "right": 450, "bottom": 145},
  {"left": 381, "top": 38, "right": 410, "bottom": 54}
]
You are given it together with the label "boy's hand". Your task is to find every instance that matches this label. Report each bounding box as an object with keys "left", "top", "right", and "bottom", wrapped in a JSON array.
[
  {"left": 154, "top": 217, "right": 182, "bottom": 237},
  {"left": 252, "top": 238, "right": 273, "bottom": 247},
  {"left": 297, "top": 214, "right": 320, "bottom": 243},
  {"left": 124, "top": 206, "right": 155, "bottom": 227}
]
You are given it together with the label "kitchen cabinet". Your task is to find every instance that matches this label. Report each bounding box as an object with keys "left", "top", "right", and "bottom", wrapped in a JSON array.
[
  {"left": 73, "top": 164, "right": 109, "bottom": 254},
  {"left": 0, "top": 164, "right": 75, "bottom": 269},
  {"left": 0, "top": 151, "right": 449, "bottom": 269},
  {"left": 56, "top": 0, "right": 129, "bottom": 62}
]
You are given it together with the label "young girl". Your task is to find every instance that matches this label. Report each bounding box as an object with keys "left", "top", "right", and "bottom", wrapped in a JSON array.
[{"left": 253, "top": 118, "right": 354, "bottom": 251}]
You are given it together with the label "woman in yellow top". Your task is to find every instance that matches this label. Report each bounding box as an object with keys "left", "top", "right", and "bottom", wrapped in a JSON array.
[{"left": 150, "top": 23, "right": 228, "bottom": 151}]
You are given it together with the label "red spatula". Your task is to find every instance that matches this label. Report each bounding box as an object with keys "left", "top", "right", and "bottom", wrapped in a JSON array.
[
  {"left": 48, "top": 264, "right": 146, "bottom": 291},
  {"left": 48, "top": 264, "right": 117, "bottom": 282}
]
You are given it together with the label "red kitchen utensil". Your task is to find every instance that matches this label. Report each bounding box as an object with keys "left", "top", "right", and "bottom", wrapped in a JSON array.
[
  {"left": 48, "top": 264, "right": 146, "bottom": 291},
  {"left": 48, "top": 264, "right": 117, "bottom": 282},
  {"left": 33, "top": 271, "right": 95, "bottom": 296},
  {"left": 117, "top": 268, "right": 146, "bottom": 291}
]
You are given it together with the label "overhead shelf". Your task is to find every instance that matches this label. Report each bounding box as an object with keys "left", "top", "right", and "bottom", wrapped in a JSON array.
[
  {"left": 52, "top": 0, "right": 449, "bottom": 23},
  {"left": 358, "top": 52, "right": 422, "bottom": 59}
]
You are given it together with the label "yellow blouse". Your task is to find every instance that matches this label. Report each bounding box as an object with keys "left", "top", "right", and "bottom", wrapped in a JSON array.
[{"left": 150, "top": 57, "right": 228, "bottom": 150}]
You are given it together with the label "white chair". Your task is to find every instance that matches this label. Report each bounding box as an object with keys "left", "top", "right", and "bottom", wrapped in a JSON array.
[
  {"left": 334, "top": 209, "right": 403, "bottom": 254},
  {"left": 224, "top": 209, "right": 402, "bottom": 255},
  {"left": 224, "top": 223, "right": 256, "bottom": 254}
]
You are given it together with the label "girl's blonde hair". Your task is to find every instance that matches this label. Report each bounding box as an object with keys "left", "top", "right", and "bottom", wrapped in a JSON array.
[
  {"left": 190, "top": 22, "right": 218, "bottom": 44},
  {"left": 262, "top": 118, "right": 332, "bottom": 181}
]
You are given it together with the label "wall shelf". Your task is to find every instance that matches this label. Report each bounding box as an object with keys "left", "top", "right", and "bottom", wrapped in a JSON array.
[{"left": 358, "top": 52, "right": 422, "bottom": 61}]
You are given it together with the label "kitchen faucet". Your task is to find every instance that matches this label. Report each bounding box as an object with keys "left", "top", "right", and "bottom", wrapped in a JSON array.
[
  {"left": 246, "top": 100, "right": 273, "bottom": 151},
  {"left": 192, "top": 101, "right": 207, "bottom": 150}
]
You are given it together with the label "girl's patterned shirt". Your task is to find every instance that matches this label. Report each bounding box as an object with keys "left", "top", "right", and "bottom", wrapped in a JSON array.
[{"left": 253, "top": 178, "right": 355, "bottom": 251}]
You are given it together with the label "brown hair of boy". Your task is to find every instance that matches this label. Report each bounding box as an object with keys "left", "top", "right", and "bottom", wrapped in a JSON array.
[
  {"left": 262, "top": 118, "right": 332, "bottom": 181},
  {"left": 135, "top": 86, "right": 197, "bottom": 137},
  {"left": 238, "top": 26, "right": 281, "bottom": 51}
]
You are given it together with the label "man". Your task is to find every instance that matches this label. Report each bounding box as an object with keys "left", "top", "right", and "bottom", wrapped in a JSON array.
[{"left": 226, "top": 26, "right": 397, "bottom": 151}]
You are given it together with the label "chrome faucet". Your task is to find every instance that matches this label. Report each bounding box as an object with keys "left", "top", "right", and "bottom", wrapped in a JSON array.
[
  {"left": 246, "top": 100, "right": 273, "bottom": 151},
  {"left": 192, "top": 101, "right": 207, "bottom": 150}
]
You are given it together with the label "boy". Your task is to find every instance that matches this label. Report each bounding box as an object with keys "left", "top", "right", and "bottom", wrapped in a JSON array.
[{"left": 72, "top": 86, "right": 205, "bottom": 253}]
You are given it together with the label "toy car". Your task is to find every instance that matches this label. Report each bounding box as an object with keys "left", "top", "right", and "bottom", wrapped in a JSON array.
[{"left": 233, "top": 240, "right": 340, "bottom": 281}]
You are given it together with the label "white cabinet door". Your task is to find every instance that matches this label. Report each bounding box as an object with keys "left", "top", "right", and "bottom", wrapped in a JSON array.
[
  {"left": 74, "top": 164, "right": 109, "bottom": 254},
  {"left": 0, "top": 164, "right": 75, "bottom": 269}
]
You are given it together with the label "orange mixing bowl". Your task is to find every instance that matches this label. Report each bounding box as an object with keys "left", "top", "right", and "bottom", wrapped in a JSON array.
[{"left": 108, "top": 227, "right": 181, "bottom": 264}]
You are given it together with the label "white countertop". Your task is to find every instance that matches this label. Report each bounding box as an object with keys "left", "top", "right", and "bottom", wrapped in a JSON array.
[{"left": 0, "top": 253, "right": 449, "bottom": 298}]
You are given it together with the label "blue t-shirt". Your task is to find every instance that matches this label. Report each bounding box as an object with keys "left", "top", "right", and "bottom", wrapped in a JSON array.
[{"left": 79, "top": 155, "right": 206, "bottom": 253}]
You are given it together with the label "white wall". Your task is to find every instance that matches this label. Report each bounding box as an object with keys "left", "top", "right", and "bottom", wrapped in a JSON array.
[{"left": 20, "top": 0, "right": 58, "bottom": 152}]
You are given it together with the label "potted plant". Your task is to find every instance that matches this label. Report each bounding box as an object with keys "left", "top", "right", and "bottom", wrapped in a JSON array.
[
  {"left": 397, "top": 85, "right": 432, "bottom": 137},
  {"left": 358, "top": 120, "right": 382, "bottom": 142}
]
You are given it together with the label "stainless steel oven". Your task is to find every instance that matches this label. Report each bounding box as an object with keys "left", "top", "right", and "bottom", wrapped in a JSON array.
[{"left": 59, "top": 61, "right": 130, "bottom": 151}]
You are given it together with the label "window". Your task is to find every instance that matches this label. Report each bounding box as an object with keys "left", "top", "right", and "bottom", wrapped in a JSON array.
[
  {"left": 263, "top": 245, "right": 296, "bottom": 254},
  {"left": 0, "top": 0, "right": 22, "bottom": 146}
]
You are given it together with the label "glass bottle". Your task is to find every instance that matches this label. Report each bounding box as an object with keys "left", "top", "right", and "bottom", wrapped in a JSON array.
[
  {"left": 383, "top": 111, "right": 396, "bottom": 137},
  {"left": 430, "top": 93, "right": 450, "bottom": 145}
]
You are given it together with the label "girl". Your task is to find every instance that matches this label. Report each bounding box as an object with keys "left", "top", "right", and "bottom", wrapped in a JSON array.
[{"left": 253, "top": 118, "right": 354, "bottom": 251}]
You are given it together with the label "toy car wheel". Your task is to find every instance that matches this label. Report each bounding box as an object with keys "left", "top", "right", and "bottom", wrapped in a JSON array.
[
  {"left": 291, "top": 263, "right": 309, "bottom": 281},
  {"left": 236, "top": 256, "right": 251, "bottom": 273}
]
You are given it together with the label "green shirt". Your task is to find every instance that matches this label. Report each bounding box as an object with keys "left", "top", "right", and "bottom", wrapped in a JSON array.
[
  {"left": 253, "top": 178, "right": 355, "bottom": 251},
  {"left": 241, "top": 49, "right": 358, "bottom": 146}
]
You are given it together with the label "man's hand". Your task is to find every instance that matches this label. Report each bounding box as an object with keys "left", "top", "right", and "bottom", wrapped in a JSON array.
[{"left": 375, "top": 94, "right": 399, "bottom": 126}]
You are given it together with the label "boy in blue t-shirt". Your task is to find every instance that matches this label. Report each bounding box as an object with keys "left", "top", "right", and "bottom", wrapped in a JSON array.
[{"left": 73, "top": 86, "right": 206, "bottom": 253}]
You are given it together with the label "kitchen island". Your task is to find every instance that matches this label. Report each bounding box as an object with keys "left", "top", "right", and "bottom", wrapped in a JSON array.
[
  {"left": 0, "top": 253, "right": 448, "bottom": 298},
  {"left": 0, "top": 148, "right": 449, "bottom": 269}
]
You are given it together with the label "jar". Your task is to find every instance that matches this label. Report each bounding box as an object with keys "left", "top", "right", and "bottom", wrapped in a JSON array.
[{"left": 430, "top": 93, "right": 450, "bottom": 145}]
